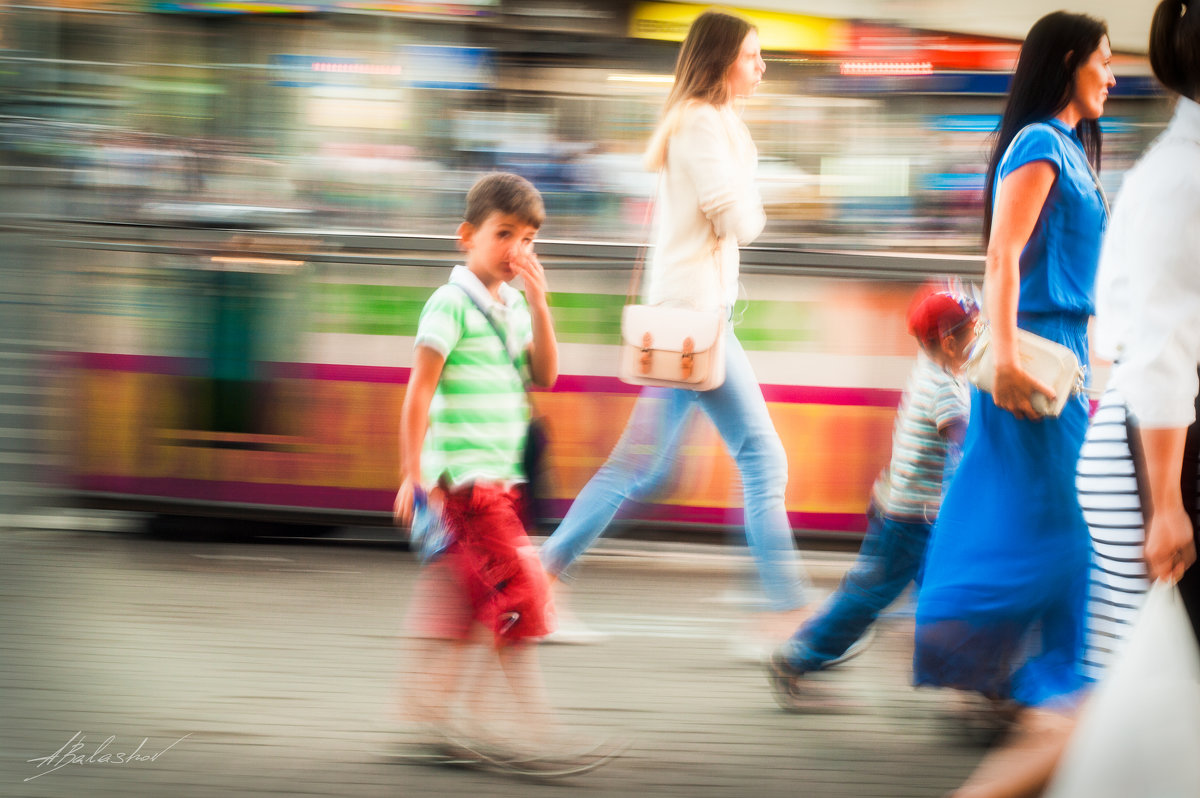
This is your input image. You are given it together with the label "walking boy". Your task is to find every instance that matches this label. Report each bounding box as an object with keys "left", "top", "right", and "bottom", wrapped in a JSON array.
[
  {"left": 767, "top": 287, "right": 979, "bottom": 708},
  {"left": 393, "top": 173, "right": 568, "bottom": 766}
]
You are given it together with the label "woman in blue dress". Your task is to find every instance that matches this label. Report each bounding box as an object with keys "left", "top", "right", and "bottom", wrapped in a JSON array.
[{"left": 913, "top": 10, "right": 1115, "bottom": 719}]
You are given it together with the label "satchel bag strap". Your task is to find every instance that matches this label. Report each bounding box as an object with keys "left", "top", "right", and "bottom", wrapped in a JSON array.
[
  {"left": 625, "top": 171, "right": 661, "bottom": 306},
  {"left": 624, "top": 169, "right": 727, "bottom": 308},
  {"left": 452, "top": 284, "right": 530, "bottom": 393}
]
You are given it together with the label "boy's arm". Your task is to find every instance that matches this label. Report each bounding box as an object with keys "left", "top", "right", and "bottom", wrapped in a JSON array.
[
  {"left": 935, "top": 376, "right": 969, "bottom": 450},
  {"left": 513, "top": 250, "right": 558, "bottom": 388},
  {"left": 938, "top": 418, "right": 966, "bottom": 448},
  {"left": 393, "top": 345, "right": 445, "bottom": 525},
  {"left": 937, "top": 411, "right": 968, "bottom": 495}
]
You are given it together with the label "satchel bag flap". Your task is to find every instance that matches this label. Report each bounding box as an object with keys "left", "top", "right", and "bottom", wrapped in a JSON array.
[{"left": 621, "top": 304, "right": 723, "bottom": 352}]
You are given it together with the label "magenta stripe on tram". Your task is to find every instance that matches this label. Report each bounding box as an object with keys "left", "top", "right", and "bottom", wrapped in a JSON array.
[{"left": 70, "top": 352, "right": 902, "bottom": 407}]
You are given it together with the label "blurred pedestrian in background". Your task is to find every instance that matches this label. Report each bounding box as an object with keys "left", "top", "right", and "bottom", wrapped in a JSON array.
[
  {"left": 1076, "top": 0, "right": 1200, "bottom": 678},
  {"left": 538, "top": 9, "right": 812, "bottom": 652},
  {"left": 913, "top": 7, "right": 1113, "bottom": 728},
  {"left": 1093, "top": 0, "right": 1200, "bottom": 641},
  {"left": 768, "top": 286, "right": 977, "bottom": 709}
]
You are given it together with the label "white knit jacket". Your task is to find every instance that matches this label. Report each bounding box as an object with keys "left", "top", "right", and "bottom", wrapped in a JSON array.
[{"left": 645, "top": 102, "right": 765, "bottom": 313}]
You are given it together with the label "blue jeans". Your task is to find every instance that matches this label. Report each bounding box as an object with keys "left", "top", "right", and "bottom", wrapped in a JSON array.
[
  {"left": 781, "top": 508, "right": 931, "bottom": 671},
  {"left": 539, "top": 331, "right": 806, "bottom": 611}
]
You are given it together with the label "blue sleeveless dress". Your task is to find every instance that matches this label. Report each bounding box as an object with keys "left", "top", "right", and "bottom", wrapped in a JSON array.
[{"left": 913, "top": 119, "right": 1108, "bottom": 708}]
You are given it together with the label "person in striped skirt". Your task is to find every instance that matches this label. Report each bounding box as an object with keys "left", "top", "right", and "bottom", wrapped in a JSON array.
[{"left": 1076, "top": 389, "right": 1151, "bottom": 680}]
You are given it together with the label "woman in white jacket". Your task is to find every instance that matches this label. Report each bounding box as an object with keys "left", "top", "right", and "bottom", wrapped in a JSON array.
[
  {"left": 1079, "top": 0, "right": 1200, "bottom": 677},
  {"left": 1092, "top": 0, "right": 1200, "bottom": 639},
  {"left": 539, "top": 9, "right": 810, "bottom": 642}
]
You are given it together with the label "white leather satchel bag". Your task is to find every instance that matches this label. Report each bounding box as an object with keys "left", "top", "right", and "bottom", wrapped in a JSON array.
[
  {"left": 965, "top": 323, "right": 1085, "bottom": 417},
  {"left": 619, "top": 304, "right": 726, "bottom": 391}
]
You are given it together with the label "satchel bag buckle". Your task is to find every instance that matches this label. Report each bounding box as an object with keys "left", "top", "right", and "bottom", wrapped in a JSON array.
[
  {"left": 639, "top": 332, "right": 653, "bottom": 374},
  {"left": 680, "top": 337, "right": 695, "bottom": 379}
]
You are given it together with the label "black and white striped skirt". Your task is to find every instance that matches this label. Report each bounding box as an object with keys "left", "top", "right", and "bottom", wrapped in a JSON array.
[{"left": 1076, "top": 388, "right": 1150, "bottom": 681}]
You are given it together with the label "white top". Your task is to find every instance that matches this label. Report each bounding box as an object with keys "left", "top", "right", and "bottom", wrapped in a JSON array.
[
  {"left": 1095, "top": 97, "right": 1200, "bottom": 428},
  {"left": 646, "top": 102, "right": 765, "bottom": 312}
]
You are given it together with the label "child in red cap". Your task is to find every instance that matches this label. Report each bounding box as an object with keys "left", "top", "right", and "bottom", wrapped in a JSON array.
[{"left": 767, "top": 284, "right": 978, "bottom": 708}]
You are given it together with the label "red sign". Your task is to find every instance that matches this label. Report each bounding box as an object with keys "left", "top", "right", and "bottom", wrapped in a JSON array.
[{"left": 846, "top": 23, "right": 1020, "bottom": 72}]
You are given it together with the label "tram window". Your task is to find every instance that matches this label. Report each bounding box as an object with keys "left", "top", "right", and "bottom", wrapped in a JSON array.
[{"left": 182, "top": 248, "right": 305, "bottom": 437}]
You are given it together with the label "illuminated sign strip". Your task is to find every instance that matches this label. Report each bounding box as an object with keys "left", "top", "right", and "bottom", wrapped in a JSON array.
[
  {"left": 840, "top": 61, "right": 934, "bottom": 76},
  {"left": 629, "top": 1, "right": 846, "bottom": 53},
  {"left": 311, "top": 62, "right": 403, "bottom": 75}
]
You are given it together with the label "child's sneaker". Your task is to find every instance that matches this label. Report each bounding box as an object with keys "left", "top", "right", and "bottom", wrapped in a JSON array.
[
  {"left": 765, "top": 648, "right": 811, "bottom": 711},
  {"left": 377, "top": 726, "right": 480, "bottom": 768},
  {"left": 819, "top": 627, "right": 877, "bottom": 669},
  {"left": 487, "top": 737, "right": 627, "bottom": 779}
]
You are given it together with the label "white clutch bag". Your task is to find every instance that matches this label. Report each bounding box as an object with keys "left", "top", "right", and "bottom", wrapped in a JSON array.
[{"left": 965, "top": 324, "right": 1084, "bottom": 417}]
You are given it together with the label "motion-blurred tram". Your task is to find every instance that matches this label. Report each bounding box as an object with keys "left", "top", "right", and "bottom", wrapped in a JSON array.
[
  {"left": 10, "top": 4, "right": 1168, "bottom": 540},
  {"left": 53, "top": 223, "right": 981, "bottom": 540}
]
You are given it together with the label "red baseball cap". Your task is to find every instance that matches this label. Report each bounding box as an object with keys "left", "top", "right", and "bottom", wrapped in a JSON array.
[{"left": 907, "top": 288, "right": 979, "bottom": 346}]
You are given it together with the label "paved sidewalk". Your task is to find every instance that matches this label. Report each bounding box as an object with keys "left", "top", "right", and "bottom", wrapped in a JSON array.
[{"left": 0, "top": 524, "right": 985, "bottom": 798}]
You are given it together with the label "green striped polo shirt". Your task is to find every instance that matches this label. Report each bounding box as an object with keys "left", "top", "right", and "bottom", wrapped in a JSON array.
[{"left": 414, "top": 266, "right": 532, "bottom": 487}]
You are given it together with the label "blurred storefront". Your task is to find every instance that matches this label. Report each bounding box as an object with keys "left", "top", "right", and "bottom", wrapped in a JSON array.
[{"left": 0, "top": 0, "right": 1173, "bottom": 248}]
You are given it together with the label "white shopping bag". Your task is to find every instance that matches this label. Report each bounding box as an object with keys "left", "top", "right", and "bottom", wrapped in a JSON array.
[{"left": 1045, "top": 581, "right": 1200, "bottom": 798}]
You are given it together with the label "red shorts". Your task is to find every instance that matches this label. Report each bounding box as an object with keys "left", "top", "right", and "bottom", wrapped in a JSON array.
[{"left": 437, "top": 482, "right": 554, "bottom": 645}]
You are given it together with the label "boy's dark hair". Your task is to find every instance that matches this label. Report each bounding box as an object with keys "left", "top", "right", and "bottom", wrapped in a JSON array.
[
  {"left": 463, "top": 172, "right": 545, "bottom": 229},
  {"left": 983, "top": 11, "right": 1109, "bottom": 242}
]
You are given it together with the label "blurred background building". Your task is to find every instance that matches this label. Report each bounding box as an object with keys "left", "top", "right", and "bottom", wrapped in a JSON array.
[
  {"left": 0, "top": 0, "right": 1175, "bottom": 533},
  {"left": 0, "top": 0, "right": 1170, "bottom": 247}
]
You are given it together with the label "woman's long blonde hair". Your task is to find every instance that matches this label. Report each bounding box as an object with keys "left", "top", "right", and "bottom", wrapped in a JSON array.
[{"left": 644, "top": 9, "right": 754, "bottom": 171}]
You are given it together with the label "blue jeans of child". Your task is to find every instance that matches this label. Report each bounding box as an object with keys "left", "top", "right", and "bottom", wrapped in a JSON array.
[
  {"left": 780, "top": 508, "right": 931, "bottom": 670},
  {"left": 539, "top": 331, "right": 806, "bottom": 611}
]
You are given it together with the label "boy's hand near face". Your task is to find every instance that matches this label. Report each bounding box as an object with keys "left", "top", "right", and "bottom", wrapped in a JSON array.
[
  {"left": 514, "top": 248, "right": 559, "bottom": 388},
  {"left": 511, "top": 248, "right": 548, "bottom": 310}
]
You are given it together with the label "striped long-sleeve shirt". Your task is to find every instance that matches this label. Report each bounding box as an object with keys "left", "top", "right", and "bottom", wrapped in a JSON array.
[{"left": 872, "top": 355, "right": 968, "bottom": 522}]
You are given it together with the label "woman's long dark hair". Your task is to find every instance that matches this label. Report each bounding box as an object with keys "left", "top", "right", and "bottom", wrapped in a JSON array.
[
  {"left": 983, "top": 11, "right": 1109, "bottom": 242},
  {"left": 1150, "top": 0, "right": 1200, "bottom": 99}
]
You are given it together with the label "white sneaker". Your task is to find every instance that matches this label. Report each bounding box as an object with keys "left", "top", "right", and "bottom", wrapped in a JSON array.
[
  {"left": 729, "top": 634, "right": 773, "bottom": 663},
  {"left": 541, "top": 587, "right": 609, "bottom": 645},
  {"left": 542, "top": 614, "right": 610, "bottom": 645}
]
